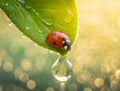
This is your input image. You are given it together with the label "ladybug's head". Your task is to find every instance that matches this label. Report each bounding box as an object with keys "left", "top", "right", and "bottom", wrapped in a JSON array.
[{"left": 62, "top": 37, "right": 71, "bottom": 51}]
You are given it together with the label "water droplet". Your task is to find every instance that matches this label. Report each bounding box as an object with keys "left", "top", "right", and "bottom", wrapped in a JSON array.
[
  {"left": 49, "top": 51, "right": 54, "bottom": 54},
  {"left": 34, "top": 43, "right": 38, "bottom": 47},
  {"left": 36, "top": 13, "right": 39, "bottom": 16},
  {"left": 8, "top": 23, "right": 13, "bottom": 27},
  {"left": 5, "top": 3, "right": 8, "bottom": 6},
  {"left": 41, "top": 18, "right": 54, "bottom": 26},
  {"left": 22, "top": 35, "right": 26, "bottom": 39},
  {"left": 52, "top": 56, "right": 72, "bottom": 82},
  {"left": 25, "top": 5, "right": 32, "bottom": 10},
  {"left": 38, "top": 29, "right": 43, "bottom": 34},
  {"left": 25, "top": 26, "right": 30, "bottom": 30},
  {"left": 64, "top": 10, "right": 73, "bottom": 23},
  {"left": 56, "top": 53, "right": 60, "bottom": 56},
  {"left": 32, "top": 9, "right": 39, "bottom": 16},
  {"left": 17, "top": 0, "right": 25, "bottom": 4}
]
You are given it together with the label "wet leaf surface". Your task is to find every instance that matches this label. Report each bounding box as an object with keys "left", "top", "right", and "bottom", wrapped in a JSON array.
[{"left": 0, "top": 0, "right": 79, "bottom": 55}]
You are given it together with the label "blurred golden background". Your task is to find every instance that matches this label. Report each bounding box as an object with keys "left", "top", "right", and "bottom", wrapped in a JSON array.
[{"left": 0, "top": 0, "right": 120, "bottom": 91}]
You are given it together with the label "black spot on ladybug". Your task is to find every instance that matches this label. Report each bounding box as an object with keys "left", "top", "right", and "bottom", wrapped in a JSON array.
[
  {"left": 53, "top": 41, "right": 56, "bottom": 45},
  {"left": 52, "top": 32, "right": 57, "bottom": 36}
]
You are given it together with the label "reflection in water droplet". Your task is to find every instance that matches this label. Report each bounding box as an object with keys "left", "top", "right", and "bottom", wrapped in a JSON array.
[
  {"left": 41, "top": 18, "right": 54, "bottom": 26},
  {"left": 52, "top": 56, "right": 72, "bottom": 82},
  {"left": 64, "top": 10, "right": 73, "bottom": 23}
]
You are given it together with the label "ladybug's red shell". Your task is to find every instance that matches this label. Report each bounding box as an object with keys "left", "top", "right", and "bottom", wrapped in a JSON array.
[{"left": 46, "top": 31, "right": 69, "bottom": 48}]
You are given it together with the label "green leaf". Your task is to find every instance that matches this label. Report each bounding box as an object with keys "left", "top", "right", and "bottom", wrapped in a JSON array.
[{"left": 0, "top": 0, "right": 79, "bottom": 55}]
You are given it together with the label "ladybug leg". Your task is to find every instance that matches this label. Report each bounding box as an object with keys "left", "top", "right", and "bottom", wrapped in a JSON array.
[
  {"left": 63, "top": 41, "right": 69, "bottom": 50},
  {"left": 67, "top": 45, "right": 71, "bottom": 51},
  {"left": 63, "top": 42, "right": 68, "bottom": 50}
]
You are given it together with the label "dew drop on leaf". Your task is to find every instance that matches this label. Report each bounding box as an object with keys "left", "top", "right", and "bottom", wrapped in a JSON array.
[
  {"left": 8, "top": 23, "right": 13, "bottom": 27},
  {"left": 34, "top": 43, "right": 38, "bottom": 47},
  {"left": 49, "top": 51, "right": 54, "bottom": 54},
  {"left": 22, "top": 35, "right": 26, "bottom": 39},
  {"left": 25, "top": 5, "right": 32, "bottom": 10},
  {"left": 41, "top": 18, "right": 54, "bottom": 26},
  {"left": 25, "top": 26, "right": 30, "bottom": 30},
  {"left": 52, "top": 56, "right": 72, "bottom": 82},
  {"left": 5, "top": 3, "right": 8, "bottom": 6},
  {"left": 64, "top": 10, "right": 73, "bottom": 23},
  {"left": 38, "top": 29, "right": 43, "bottom": 34},
  {"left": 32, "top": 9, "right": 39, "bottom": 16},
  {"left": 17, "top": 0, "right": 25, "bottom": 4}
]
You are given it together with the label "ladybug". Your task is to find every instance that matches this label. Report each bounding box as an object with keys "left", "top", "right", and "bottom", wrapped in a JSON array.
[{"left": 46, "top": 31, "right": 71, "bottom": 51}]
